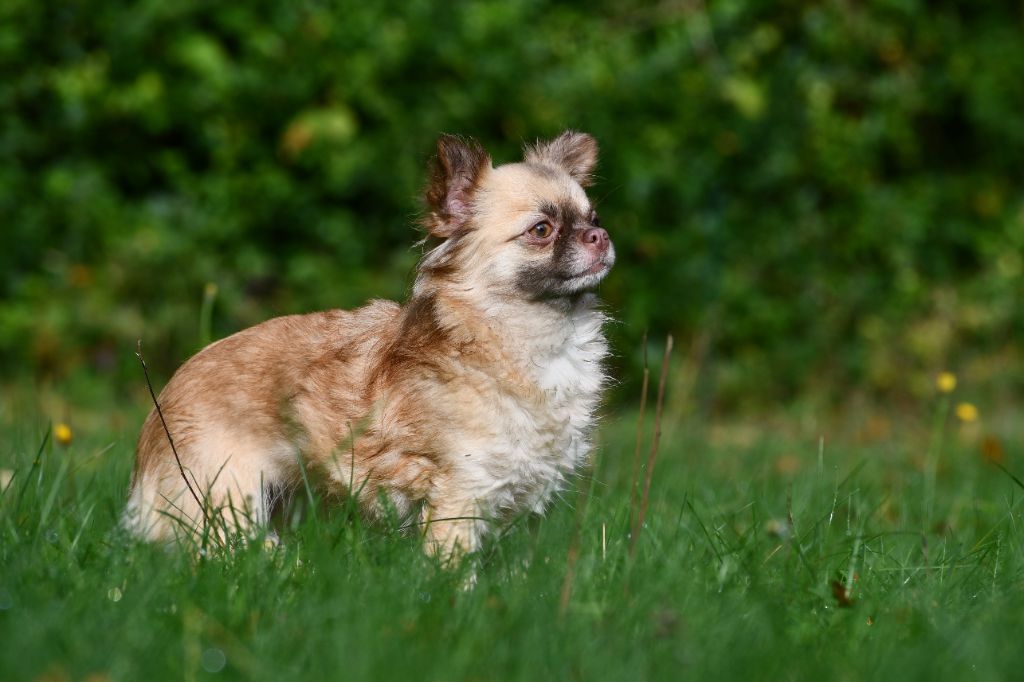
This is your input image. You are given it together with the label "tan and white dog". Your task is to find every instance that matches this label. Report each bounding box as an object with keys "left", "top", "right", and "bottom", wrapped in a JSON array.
[{"left": 125, "top": 131, "right": 615, "bottom": 558}]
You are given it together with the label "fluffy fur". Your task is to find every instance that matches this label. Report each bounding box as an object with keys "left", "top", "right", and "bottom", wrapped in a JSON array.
[{"left": 124, "top": 130, "right": 615, "bottom": 558}]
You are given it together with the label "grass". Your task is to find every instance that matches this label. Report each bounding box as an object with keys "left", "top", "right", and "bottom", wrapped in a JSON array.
[{"left": 1, "top": 380, "right": 1023, "bottom": 681}]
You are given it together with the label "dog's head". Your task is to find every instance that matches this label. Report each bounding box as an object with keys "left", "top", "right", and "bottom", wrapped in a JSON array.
[{"left": 417, "top": 131, "right": 614, "bottom": 301}]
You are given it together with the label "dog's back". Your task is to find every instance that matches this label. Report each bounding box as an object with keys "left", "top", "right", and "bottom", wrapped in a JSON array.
[{"left": 124, "top": 301, "right": 400, "bottom": 542}]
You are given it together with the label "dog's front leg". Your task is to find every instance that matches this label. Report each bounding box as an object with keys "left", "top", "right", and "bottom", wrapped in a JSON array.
[{"left": 420, "top": 492, "right": 483, "bottom": 565}]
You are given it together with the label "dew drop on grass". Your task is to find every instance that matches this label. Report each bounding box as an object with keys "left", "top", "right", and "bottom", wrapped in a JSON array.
[
  {"left": 107, "top": 587, "right": 122, "bottom": 602},
  {"left": 46, "top": 530, "right": 58, "bottom": 544},
  {"left": 201, "top": 648, "right": 226, "bottom": 673}
]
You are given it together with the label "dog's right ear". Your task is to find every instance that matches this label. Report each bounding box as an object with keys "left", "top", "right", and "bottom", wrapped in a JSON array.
[{"left": 423, "top": 134, "right": 492, "bottom": 238}]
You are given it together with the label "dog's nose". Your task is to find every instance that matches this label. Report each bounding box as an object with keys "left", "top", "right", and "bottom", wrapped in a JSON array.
[{"left": 581, "top": 227, "right": 609, "bottom": 252}]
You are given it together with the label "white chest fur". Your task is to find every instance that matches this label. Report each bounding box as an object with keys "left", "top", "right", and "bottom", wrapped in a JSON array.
[{"left": 456, "top": 302, "right": 608, "bottom": 517}]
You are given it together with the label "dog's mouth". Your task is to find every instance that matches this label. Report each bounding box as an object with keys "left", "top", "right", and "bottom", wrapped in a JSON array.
[
  {"left": 569, "top": 250, "right": 616, "bottom": 281},
  {"left": 515, "top": 246, "right": 615, "bottom": 299},
  {"left": 560, "top": 256, "right": 614, "bottom": 293}
]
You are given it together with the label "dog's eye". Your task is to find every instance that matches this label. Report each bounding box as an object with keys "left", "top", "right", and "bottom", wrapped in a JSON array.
[{"left": 529, "top": 221, "right": 554, "bottom": 240}]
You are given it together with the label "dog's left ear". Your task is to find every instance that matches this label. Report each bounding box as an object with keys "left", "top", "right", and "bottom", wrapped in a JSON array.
[
  {"left": 424, "top": 134, "right": 492, "bottom": 238},
  {"left": 524, "top": 130, "right": 598, "bottom": 187}
]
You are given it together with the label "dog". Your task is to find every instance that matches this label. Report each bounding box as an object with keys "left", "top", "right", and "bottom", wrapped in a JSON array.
[{"left": 124, "top": 130, "right": 615, "bottom": 559}]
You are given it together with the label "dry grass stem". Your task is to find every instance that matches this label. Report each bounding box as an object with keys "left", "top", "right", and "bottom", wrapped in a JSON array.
[{"left": 630, "top": 334, "right": 673, "bottom": 557}]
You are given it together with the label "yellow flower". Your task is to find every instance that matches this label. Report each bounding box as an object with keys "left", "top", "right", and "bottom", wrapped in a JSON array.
[
  {"left": 936, "top": 372, "right": 957, "bottom": 393},
  {"left": 955, "top": 402, "right": 978, "bottom": 423},
  {"left": 55, "top": 423, "right": 73, "bottom": 446}
]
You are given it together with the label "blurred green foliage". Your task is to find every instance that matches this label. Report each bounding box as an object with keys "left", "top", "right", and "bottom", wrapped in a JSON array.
[{"left": 2, "top": 0, "right": 1022, "bottom": 407}]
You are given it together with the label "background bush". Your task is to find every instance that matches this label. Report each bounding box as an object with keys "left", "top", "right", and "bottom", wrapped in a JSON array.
[{"left": 2, "top": 0, "right": 1021, "bottom": 408}]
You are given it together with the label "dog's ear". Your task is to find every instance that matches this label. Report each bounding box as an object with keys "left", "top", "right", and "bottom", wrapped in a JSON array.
[
  {"left": 423, "top": 134, "right": 491, "bottom": 238},
  {"left": 524, "top": 130, "right": 598, "bottom": 187}
]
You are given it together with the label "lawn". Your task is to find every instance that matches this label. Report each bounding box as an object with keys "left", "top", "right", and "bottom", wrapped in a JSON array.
[{"left": 1, "top": 380, "right": 1022, "bottom": 681}]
